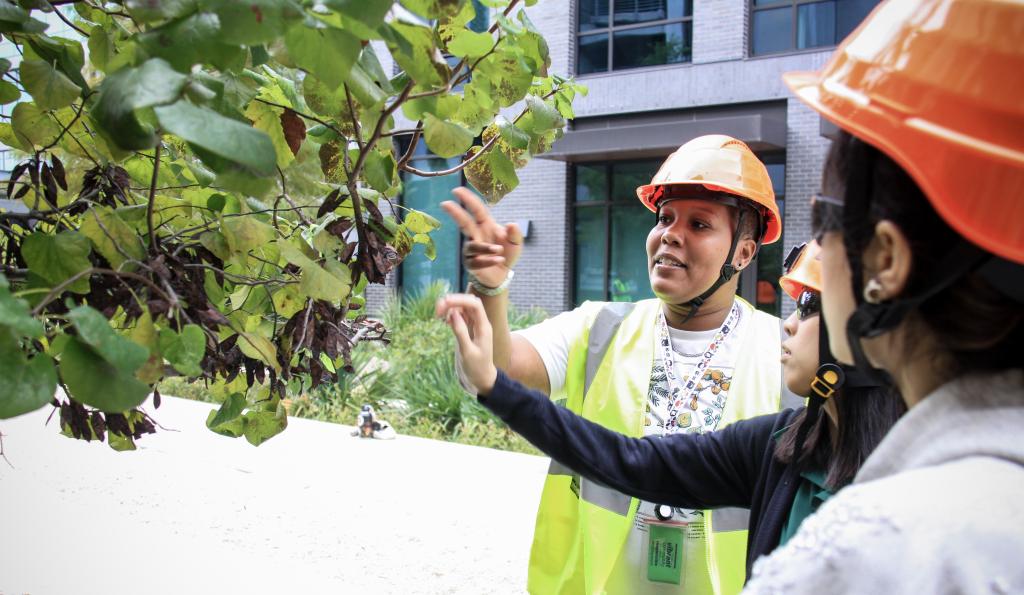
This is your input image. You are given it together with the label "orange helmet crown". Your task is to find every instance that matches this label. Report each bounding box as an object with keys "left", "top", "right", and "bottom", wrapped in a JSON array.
[
  {"left": 780, "top": 241, "right": 823, "bottom": 300},
  {"left": 636, "top": 134, "right": 782, "bottom": 244},
  {"left": 784, "top": 0, "right": 1024, "bottom": 264}
]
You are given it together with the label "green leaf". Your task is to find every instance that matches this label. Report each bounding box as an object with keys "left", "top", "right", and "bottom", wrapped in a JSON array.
[
  {"left": 138, "top": 11, "right": 246, "bottom": 73},
  {"left": 237, "top": 331, "right": 281, "bottom": 373},
  {"left": 401, "top": 0, "right": 467, "bottom": 20},
  {"left": 155, "top": 100, "right": 277, "bottom": 176},
  {"left": 446, "top": 29, "right": 493, "bottom": 58},
  {"left": 21, "top": 231, "right": 93, "bottom": 294},
  {"left": 465, "top": 144, "right": 519, "bottom": 204},
  {"left": 0, "top": 275, "right": 43, "bottom": 338},
  {"left": 125, "top": 0, "right": 198, "bottom": 23},
  {"left": 476, "top": 50, "right": 532, "bottom": 108},
  {"left": 79, "top": 206, "right": 146, "bottom": 270},
  {"left": 357, "top": 44, "right": 395, "bottom": 94},
  {"left": 207, "top": 392, "right": 246, "bottom": 430},
  {"left": 497, "top": 117, "right": 530, "bottom": 150},
  {"left": 10, "top": 102, "right": 61, "bottom": 151},
  {"left": 285, "top": 24, "right": 360, "bottom": 91},
  {"left": 344, "top": 62, "right": 388, "bottom": 108},
  {"left": 303, "top": 74, "right": 346, "bottom": 118},
  {"left": 26, "top": 35, "right": 87, "bottom": 90},
  {"left": 278, "top": 241, "right": 351, "bottom": 303},
  {"left": 271, "top": 285, "right": 305, "bottom": 318},
  {"left": 19, "top": 59, "right": 82, "bottom": 111},
  {"left": 66, "top": 306, "right": 150, "bottom": 374},
  {"left": 222, "top": 216, "right": 276, "bottom": 255},
  {"left": 324, "top": 0, "right": 392, "bottom": 32},
  {"left": 244, "top": 96, "right": 294, "bottom": 169},
  {"left": 385, "top": 22, "right": 446, "bottom": 88},
  {"left": 93, "top": 58, "right": 190, "bottom": 151},
  {"left": 158, "top": 324, "right": 206, "bottom": 377},
  {"left": 0, "top": 332, "right": 57, "bottom": 419},
  {"left": 404, "top": 210, "right": 441, "bottom": 234},
  {"left": 0, "top": 79, "right": 20, "bottom": 104},
  {"left": 0, "top": 1, "right": 48, "bottom": 33},
  {"left": 207, "top": 0, "right": 304, "bottom": 45},
  {"left": 242, "top": 406, "right": 287, "bottom": 446},
  {"left": 523, "top": 94, "right": 565, "bottom": 133},
  {"left": 423, "top": 113, "right": 473, "bottom": 159},
  {"left": 61, "top": 337, "right": 151, "bottom": 413},
  {"left": 364, "top": 150, "right": 396, "bottom": 193}
]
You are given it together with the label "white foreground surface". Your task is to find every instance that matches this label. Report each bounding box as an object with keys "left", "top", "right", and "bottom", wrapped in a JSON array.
[{"left": 0, "top": 396, "right": 548, "bottom": 594}]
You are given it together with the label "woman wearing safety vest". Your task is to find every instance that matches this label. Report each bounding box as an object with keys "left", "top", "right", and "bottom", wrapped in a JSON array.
[
  {"left": 436, "top": 241, "right": 904, "bottom": 585},
  {"left": 442, "top": 136, "right": 800, "bottom": 594},
  {"left": 741, "top": 0, "right": 1024, "bottom": 592}
]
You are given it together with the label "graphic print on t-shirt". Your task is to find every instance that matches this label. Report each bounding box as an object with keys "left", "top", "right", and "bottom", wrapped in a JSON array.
[{"left": 647, "top": 364, "right": 734, "bottom": 433}]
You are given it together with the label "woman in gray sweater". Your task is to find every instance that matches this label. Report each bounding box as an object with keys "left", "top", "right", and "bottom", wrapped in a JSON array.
[{"left": 740, "top": 0, "right": 1024, "bottom": 592}]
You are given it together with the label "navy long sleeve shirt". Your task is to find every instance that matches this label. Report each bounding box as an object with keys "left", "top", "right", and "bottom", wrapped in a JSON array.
[{"left": 482, "top": 369, "right": 807, "bottom": 577}]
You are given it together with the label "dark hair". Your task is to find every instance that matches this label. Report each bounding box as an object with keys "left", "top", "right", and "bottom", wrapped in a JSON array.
[
  {"left": 774, "top": 384, "right": 906, "bottom": 489},
  {"left": 828, "top": 130, "right": 1024, "bottom": 375},
  {"left": 730, "top": 203, "right": 763, "bottom": 243}
]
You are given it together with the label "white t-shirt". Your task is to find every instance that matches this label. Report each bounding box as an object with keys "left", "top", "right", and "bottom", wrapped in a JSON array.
[{"left": 516, "top": 299, "right": 745, "bottom": 593}]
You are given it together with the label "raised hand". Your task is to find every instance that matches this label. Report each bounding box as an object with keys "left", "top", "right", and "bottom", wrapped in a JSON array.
[
  {"left": 441, "top": 187, "right": 523, "bottom": 289},
  {"left": 436, "top": 293, "right": 498, "bottom": 395}
]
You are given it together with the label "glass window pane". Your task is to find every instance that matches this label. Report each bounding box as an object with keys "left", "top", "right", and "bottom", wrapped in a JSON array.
[
  {"left": 836, "top": 0, "right": 879, "bottom": 40},
  {"left": 612, "top": 160, "right": 661, "bottom": 202},
  {"left": 610, "top": 206, "right": 655, "bottom": 302},
  {"left": 574, "top": 206, "right": 608, "bottom": 303},
  {"left": 576, "top": 164, "right": 608, "bottom": 202},
  {"left": 400, "top": 162, "right": 461, "bottom": 293},
  {"left": 579, "top": 0, "right": 609, "bottom": 32},
  {"left": 797, "top": 1, "right": 836, "bottom": 49},
  {"left": 613, "top": 0, "right": 691, "bottom": 26},
  {"left": 751, "top": 6, "right": 792, "bottom": 55},
  {"left": 753, "top": 0, "right": 787, "bottom": 5},
  {"left": 612, "top": 22, "right": 691, "bottom": 70},
  {"left": 578, "top": 33, "right": 609, "bottom": 74},
  {"left": 468, "top": 0, "right": 489, "bottom": 33},
  {"left": 765, "top": 162, "right": 785, "bottom": 196},
  {"left": 753, "top": 227, "right": 783, "bottom": 316}
]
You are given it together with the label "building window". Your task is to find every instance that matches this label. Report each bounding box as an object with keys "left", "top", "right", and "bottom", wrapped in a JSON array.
[
  {"left": 577, "top": 0, "right": 693, "bottom": 75},
  {"left": 573, "top": 156, "right": 787, "bottom": 317},
  {"left": 749, "top": 0, "right": 879, "bottom": 56},
  {"left": 398, "top": 140, "right": 465, "bottom": 295}
]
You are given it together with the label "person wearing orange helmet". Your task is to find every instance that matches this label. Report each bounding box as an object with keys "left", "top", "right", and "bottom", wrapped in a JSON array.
[
  {"left": 741, "top": 0, "right": 1024, "bottom": 592},
  {"left": 441, "top": 135, "right": 801, "bottom": 594},
  {"left": 435, "top": 240, "right": 903, "bottom": 586}
]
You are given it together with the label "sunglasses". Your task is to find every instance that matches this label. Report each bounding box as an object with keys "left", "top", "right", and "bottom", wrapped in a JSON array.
[
  {"left": 811, "top": 194, "right": 843, "bottom": 243},
  {"left": 796, "top": 289, "right": 821, "bottom": 320}
]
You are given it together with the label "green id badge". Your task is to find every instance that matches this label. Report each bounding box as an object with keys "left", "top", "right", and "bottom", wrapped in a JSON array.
[{"left": 647, "top": 523, "right": 684, "bottom": 584}]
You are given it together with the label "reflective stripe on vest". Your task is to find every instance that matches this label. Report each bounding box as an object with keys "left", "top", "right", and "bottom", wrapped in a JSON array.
[{"left": 529, "top": 298, "right": 785, "bottom": 595}]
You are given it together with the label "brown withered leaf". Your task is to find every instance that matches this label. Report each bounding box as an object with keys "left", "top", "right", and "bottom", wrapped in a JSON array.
[{"left": 280, "top": 108, "right": 306, "bottom": 156}]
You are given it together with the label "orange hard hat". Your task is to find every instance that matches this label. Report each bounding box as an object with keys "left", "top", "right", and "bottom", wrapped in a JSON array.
[
  {"left": 779, "top": 241, "right": 822, "bottom": 300},
  {"left": 636, "top": 134, "right": 782, "bottom": 244},
  {"left": 784, "top": 0, "right": 1024, "bottom": 265}
]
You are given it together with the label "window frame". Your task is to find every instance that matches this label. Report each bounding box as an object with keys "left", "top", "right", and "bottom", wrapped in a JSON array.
[
  {"left": 748, "top": 0, "right": 843, "bottom": 57},
  {"left": 576, "top": 0, "right": 694, "bottom": 75}
]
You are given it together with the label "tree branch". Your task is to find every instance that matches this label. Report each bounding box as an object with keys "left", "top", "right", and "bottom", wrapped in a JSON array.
[{"left": 146, "top": 143, "right": 162, "bottom": 253}]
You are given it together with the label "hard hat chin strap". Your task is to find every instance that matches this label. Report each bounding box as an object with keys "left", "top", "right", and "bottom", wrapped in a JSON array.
[
  {"left": 675, "top": 208, "right": 749, "bottom": 325},
  {"left": 845, "top": 240, "right": 988, "bottom": 382}
]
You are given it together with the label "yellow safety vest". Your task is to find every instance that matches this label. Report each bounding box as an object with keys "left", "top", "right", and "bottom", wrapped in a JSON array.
[{"left": 527, "top": 298, "right": 794, "bottom": 595}]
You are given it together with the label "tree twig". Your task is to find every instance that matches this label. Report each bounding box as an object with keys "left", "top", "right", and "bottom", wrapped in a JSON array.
[{"left": 146, "top": 143, "right": 162, "bottom": 253}]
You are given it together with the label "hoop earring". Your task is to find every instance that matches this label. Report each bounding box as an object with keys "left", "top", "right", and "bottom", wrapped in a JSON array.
[{"left": 863, "top": 278, "right": 884, "bottom": 304}]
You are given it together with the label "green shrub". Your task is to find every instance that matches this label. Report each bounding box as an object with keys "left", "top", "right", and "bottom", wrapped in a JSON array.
[{"left": 165, "top": 280, "right": 547, "bottom": 455}]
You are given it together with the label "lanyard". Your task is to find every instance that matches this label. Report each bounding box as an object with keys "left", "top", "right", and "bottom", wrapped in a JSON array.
[{"left": 658, "top": 301, "right": 741, "bottom": 432}]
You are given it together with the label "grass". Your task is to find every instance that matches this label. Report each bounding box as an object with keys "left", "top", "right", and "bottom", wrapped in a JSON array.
[{"left": 163, "top": 281, "right": 548, "bottom": 455}]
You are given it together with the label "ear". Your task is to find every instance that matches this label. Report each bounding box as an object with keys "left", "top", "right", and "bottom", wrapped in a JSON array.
[
  {"left": 866, "top": 220, "right": 913, "bottom": 299},
  {"left": 732, "top": 238, "right": 758, "bottom": 271}
]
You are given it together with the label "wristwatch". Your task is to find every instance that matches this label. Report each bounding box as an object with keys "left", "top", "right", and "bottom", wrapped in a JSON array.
[{"left": 468, "top": 270, "right": 514, "bottom": 296}]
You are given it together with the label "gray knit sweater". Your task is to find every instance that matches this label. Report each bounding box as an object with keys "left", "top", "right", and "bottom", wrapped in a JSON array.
[{"left": 744, "top": 369, "right": 1024, "bottom": 594}]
